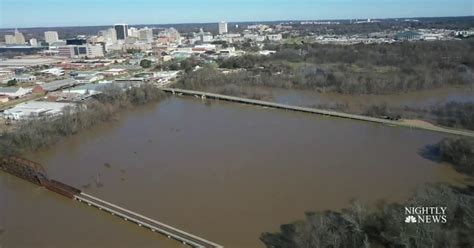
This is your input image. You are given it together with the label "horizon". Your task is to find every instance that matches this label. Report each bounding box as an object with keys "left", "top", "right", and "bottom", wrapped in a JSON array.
[
  {"left": 0, "top": 0, "right": 473, "bottom": 29},
  {"left": 0, "top": 15, "right": 473, "bottom": 31}
]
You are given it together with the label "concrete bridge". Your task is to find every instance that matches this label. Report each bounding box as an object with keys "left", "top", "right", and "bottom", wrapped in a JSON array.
[
  {"left": 162, "top": 88, "right": 474, "bottom": 138},
  {"left": 75, "top": 192, "right": 222, "bottom": 247}
]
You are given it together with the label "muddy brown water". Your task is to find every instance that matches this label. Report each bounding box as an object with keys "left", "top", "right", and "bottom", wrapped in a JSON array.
[{"left": 0, "top": 96, "right": 469, "bottom": 248}]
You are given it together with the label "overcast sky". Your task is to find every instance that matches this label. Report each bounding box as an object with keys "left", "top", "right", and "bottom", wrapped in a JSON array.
[{"left": 0, "top": 0, "right": 473, "bottom": 28}]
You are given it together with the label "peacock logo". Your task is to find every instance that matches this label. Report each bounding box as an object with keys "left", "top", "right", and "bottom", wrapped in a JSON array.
[{"left": 405, "top": 215, "right": 417, "bottom": 223}]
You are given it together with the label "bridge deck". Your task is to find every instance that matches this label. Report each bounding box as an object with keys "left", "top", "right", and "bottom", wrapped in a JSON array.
[
  {"left": 162, "top": 88, "right": 474, "bottom": 138},
  {"left": 74, "top": 193, "right": 222, "bottom": 248}
]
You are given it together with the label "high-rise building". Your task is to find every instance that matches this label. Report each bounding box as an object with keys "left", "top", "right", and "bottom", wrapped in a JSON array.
[
  {"left": 99, "top": 28, "right": 118, "bottom": 43},
  {"left": 4, "top": 35, "right": 15, "bottom": 45},
  {"left": 5, "top": 29, "right": 26, "bottom": 45},
  {"left": 14, "top": 29, "right": 26, "bottom": 44},
  {"left": 218, "top": 21, "right": 228, "bottom": 34},
  {"left": 44, "top": 31, "right": 59, "bottom": 44},
  {"left": 114, "top": 24, "right": 129, "bottom": 40},
  {"left": 106, "top": 28, "right": 117, "bottom": 43},
  {"left": 128, "top": 27, "right": 139, "bottom": 38}
]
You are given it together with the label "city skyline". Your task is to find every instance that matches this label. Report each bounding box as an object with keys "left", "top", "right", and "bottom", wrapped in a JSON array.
[{"left": 0, "top": 0, "right": 473, "bottom": 29}]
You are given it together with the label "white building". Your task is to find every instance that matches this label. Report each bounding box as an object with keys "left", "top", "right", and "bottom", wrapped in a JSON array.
[
  {"left": 266, "top": 34, "right": 283, "bottom": 41},
  {"left": 101, "top": 68, "right": 127, "bottom": 77},
  {"left": 14, "top": 74, "right": 37, "bottom": 83},
  {"left": 4, "top": 35, "right": 15, "bottom": 44},
  {"left": 58, "top": 44, "right": 105, "bottom": 58},
  {"left": 194, "top": 44, "right": 217, "bottom": 52},
  {"left": 219, "top": 21, "right": 228, "bottom": 34},
  {"left": 197, "top": 28, "right": 214, "bottom": 43},
  {"left": 40, "top": 68, "right": 65, "bottom": 77},
  {"left": 44, "top": 31, "right": 59, "bottom": 44},
  {"left": 29, "top": 38, "right": 38, "bottom": 47},
  {"left": 128, "top": 27, "right": 140, "bottom": 38},
  {"left": 100, "top": 28, "right": 117, "bottom": 43},
  {"left": 3, "top": 101, "right": 74, "bottom": 120},
  {"left": 73, "top": 71, "right": 104, "bottom": 83},
  {"left": 4, "top": 29, "right": 26, "bottom": 45},
  {"left": 63, "top": 83, "right": 108, "bottom": 95}
]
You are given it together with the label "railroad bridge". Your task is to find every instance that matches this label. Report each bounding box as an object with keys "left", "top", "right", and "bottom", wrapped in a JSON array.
[
  {"left": 0, "top": 157, "right": 48, "bottom": 186},
  {"left": 0, "top": 157, "right": 222, "bottom": 248}
]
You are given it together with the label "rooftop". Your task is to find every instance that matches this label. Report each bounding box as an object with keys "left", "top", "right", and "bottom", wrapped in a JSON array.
[
  {"left": 0, "top": 87, "right": 23, "bottom": 93},
  {"left": 41, "top": 78, "right": 78, "bottom": 91},
  {"left": 0, "top": 58, "right": 62, "bottom": 67}
]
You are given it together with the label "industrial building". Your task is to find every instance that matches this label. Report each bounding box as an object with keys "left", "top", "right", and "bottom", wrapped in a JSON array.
[
  {"left": 62, "top": 83, "right": 108, "bottom": 95},
  {"left": 0, "top": 87, "right": 31, "bottom": 98},
  {"left": 72, "top": 71, "right": 105, "bottom": 83},
  {"left": 2, "top": 101, "right": 75, "bottom": 120},
  {"left": 0, "top": 57, "right": 62, "bottom": 69},
  {"left": 0, "top": 46, "right": 49, "bottom": 54},
  {"left": 32, "top": 78, "right": 78, "bottom": 93},
  {"left": 14, "top": 74, "right": 37, "bottom": 83}
]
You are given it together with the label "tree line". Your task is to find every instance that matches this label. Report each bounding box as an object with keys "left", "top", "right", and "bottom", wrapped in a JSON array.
[
  {"left": 361, "top": 102, "right": 474, "bottom": 131},
  {"left": 214, "top": 39, "right": 473, "bottom": 94},
  {"left": 433, "top": 138, "right": 474, "bottom": 176}
]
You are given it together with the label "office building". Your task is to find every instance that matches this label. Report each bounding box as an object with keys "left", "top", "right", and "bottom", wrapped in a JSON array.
[
  {"left": 44, "top": 31, "right": 59, "bottom": 44},
  {"left": 4, "top": 35, "right": 15, "bottom": 44},
  {"left": 139, "top": 27, "right": 153, "bottom": 42},
  {"left": 128, "top": 27, "right": 139, "bottom": 38},
  {"left": 59, "top": 44, "right": 105, "bottom": 58},
  {"left": 100, "top": 28, "right": 117, "bottom": 43},
  {"left": 219, "top": 21, "right": 228, "bottom": 34},
  {"left": 4, "top": 29, "right": 26, "bottom": 45},
  {"left": 114, "top": 24, "right": 129, "bottom": 40},
  {"left": 66, "top": 38, "right": 87, "bottom": 45}
]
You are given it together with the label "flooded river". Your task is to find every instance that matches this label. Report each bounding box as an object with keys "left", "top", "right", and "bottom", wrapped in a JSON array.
[{"left": 0, "top": 96, "right": 469, "bottom": 248}]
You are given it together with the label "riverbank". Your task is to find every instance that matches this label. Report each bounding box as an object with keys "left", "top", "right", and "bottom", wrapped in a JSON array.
[{"left": 164, "top": 88, "right": 474, "bottom": 138}]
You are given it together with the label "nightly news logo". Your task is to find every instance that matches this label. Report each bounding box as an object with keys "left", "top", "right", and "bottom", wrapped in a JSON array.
[{"left": 404, "top": 207, "right": 447, "bottom": 224}]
